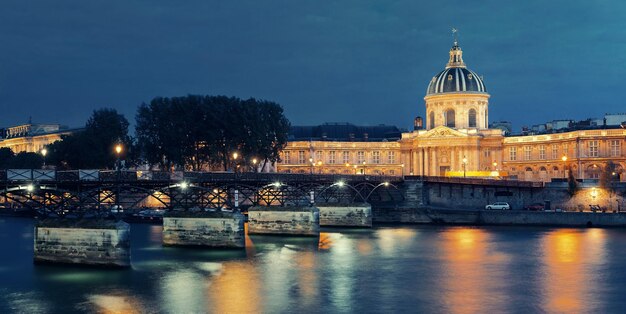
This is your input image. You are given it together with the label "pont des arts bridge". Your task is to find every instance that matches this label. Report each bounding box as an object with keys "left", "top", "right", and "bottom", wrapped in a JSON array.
[{"left": 3, "top": 169, "right": 626, "bottom": 267}]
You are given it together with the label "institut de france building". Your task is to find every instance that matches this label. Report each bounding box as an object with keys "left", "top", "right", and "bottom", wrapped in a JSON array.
[{"left": 277, "top": 40, "right": 626, "bottom": 182}]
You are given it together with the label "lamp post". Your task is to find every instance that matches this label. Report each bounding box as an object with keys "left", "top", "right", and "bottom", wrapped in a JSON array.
[
  {"left": 492, "top": 161, "right": 497, "bottom": 170},
  {"left": 317, "top": 161, "right": 323, "bottom": 174},
  {"left": 401, "top": 163, "right": 405, "bottom": 177},
  {"left": 232, "top": 152, "right": 239, "bottom": 174},
  {"left": 462, "top": 156, "right": 468, "bottom": 178},
  {"left": 561, "top": 155, "right": 568, "bottom": 179},
  {"left": 114, "top": 143, "right": 123, "bottom": 209},
  {"left": 252, "top": 158, "right": 258, "bottom": 173},
  {"left": 41, "top": 148, "right": 47, "bottom": 169},
  {"left": 309, "top": 157, "right": 314, "bottom": 174},
  {"left": 362, "top": 161, "right": 366, "bottom": 175}
]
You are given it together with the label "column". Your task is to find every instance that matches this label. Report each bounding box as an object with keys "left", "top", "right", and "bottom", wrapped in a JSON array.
[
  {"left": 432, "top": 149, "right": 438, "bottom": 176},
  {"left": 424, "top": 148, "right": 429, "bottom": 176},
  {"left": 450, "top": 147, "right": 456, "bottom": 171}
]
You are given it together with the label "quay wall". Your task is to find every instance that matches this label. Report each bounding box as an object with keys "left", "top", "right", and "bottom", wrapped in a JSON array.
[
  {"left": 318, "top": 204, "right": 372, "bottom": 227},
  {"left": 33, "top": 220, "right": 130, "bottom": 267},
  {"left": 162, "top": 212, "right": 245, "bottom": 248},
  {"left": 248, "top": 206, "right": 319, "bottom": 236}
]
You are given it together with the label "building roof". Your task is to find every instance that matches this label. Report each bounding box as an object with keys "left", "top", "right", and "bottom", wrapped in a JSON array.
[
  {"left": 426, "top": 42, "right": 487, "bottom": 96},
  {"left": 289, "top": 123, "right": 402, "bottom": 142}
]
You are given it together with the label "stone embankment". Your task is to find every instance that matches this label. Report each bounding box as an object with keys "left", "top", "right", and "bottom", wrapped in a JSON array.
[
  {"left": 248, "top": 206, "right": 320, "bottom": 236},
  {"left": 162, "top": 211, "right": 245, "bottom": 248}
]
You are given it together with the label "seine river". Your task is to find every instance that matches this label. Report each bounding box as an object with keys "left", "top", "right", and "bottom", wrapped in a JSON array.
[{"left": 2, "top": 217, "right": 626, "bottom": 313}]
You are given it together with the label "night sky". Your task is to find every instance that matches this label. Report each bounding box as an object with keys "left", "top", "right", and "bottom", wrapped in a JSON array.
[{"left": 0, "top": 1, "right": 624, "bottom": 131}]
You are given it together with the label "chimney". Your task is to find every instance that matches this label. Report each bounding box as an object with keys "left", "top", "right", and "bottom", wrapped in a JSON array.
[{"left": 414, "top": 116, "right": 423, "bottom": 130}]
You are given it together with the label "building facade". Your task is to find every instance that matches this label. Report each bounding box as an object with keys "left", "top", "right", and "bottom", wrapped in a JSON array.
[
  {"left": 0, "top": 124, "right": 75, "bottom": 153},
  {"left": 277, "top": 40, "right": 626, "bottom": 182}
]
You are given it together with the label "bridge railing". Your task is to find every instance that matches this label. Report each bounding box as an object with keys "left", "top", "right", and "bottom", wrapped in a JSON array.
[{"left": 0, "top": 169, "right": 403, "bottom": 183}]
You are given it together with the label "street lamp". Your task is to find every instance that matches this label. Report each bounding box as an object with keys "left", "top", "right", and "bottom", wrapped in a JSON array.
[
  {"left": 252, "top": 158, "right": 258, "bottom": 172},
  {"left": 462, "top": 156, "right": 468, "bottom": 178},
  {"left": 401, "top": 163, "right": 405, "bottom": 177},
  {"left": 492, "top": 161, "right": 498, "bottom": 170},
  {"left": 317, "top": 161, "right": 322, "bottom": 174},
  {"left": 362, "top": 161, "right": 366, "bottom": 175},
  {"left": 561, "top": 155, "right": 568, "bottom": 179},
  {"left": 309, "top": 157, "right": 314, "bottom": 174},
  {"left": 41, "top": 148, "right": 47, "bottom": 168}
]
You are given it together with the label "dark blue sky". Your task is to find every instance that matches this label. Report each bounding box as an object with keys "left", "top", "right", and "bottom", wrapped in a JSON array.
[{"left": 0, "top": 1, "right": 623, "bottom": 131}]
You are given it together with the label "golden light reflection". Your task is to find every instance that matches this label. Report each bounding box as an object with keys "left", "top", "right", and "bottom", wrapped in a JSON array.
[
  {"left": 209, "top": 261, "right": 261, "bottom": 314},
  {"left": 439, "top": 228, "right": 505, "bottom": 314},
  {"left": 376, "top": 228, "right": 417, "bottom": 256},
  {"left": 88, "top": 294, "right": 143, "bottom": 314},
  {"left": 318, "top": 232, "right": 335, "bottom": 250},
  {"left": 540, "top": 229, "right": 606, "bottom": 313}
]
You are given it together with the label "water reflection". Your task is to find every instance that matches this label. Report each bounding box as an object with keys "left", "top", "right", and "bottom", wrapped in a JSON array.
[
  {"left": 84, "top": 293, "right": 144, "bottom": 314},
  {"left": 208, "top": 261, "right": 261, "bottom": 314},
  {"left": 540, "top": 229, "right": 607, "bottom": 313}
]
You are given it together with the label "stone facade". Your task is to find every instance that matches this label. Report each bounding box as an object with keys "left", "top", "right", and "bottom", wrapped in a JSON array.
[
  {"left": 162, "top": 212, "right": 245, "bottom": 248},
  {"left": 248, "top": 206, "right": 320, "bottom": 236},
  {"left": 33, "top": 220, "right": 130, "bottom": 268},
  {"left": 318, "top": 204, "right": 372, "bottom": 227}
]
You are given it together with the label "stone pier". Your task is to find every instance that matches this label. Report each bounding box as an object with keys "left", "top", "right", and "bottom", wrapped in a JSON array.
[
  {"left": 318, "top": 203, "right": 372, "bottom": 227},
  {"left": 162, "top": 211, "right": 246, "bottom": 248},
  {"left": 34, "top": 219, "right": 130, "bottom": 268},
  {"left": 248, "top": 206, "right": 320, "bottom": 236}
]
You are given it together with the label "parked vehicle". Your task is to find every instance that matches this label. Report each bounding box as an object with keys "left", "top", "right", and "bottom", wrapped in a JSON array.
[
  {"left": 524, "top": 203, "right": 544, "bottom": 211},
  {"left": 485, "top": 202, "right": 510, "bottom": 210}
]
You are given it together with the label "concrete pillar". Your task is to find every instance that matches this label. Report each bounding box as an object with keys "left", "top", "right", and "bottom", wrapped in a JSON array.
[
  {"left": 424, "top": 148, "right": 429, "bottom": 176},
  {"left": 162, "top": 211, "right": 245, "bottom": 248},
  {"left": 34, "top": 220, "right": 130, "bottom": 268},
  {"left": 318, "top": 203, "right": 372, "bottom": 227},
  {"left": 248, "top": 206, "right": 320, "bottom": 236}
]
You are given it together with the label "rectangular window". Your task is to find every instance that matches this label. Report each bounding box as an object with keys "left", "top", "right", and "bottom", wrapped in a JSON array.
[
  {"left": 315, "top": 151, "right": 323, "bottom": 162},
  {"left": 524, "top": 146, "right": 531, "bottom": 160},
  {"left": 509, "top": 147, "right": 517, "bottom": 161},
  {"left": 552, "top": 144, "right": 558, "bottom": 159},
  {"left": 539, "top": 145, "right": 546, "bottom": 160},
  {"left": 563, "top": 144, "right": 568, "bottom": 157},
  {"left": 610, "top": 140, "right": 621, "bottom": 157},
  {"left": 328, "top": 151, "right": 336, "bottom": 164},
  {"left": 342, "top": 151, "right": 350, "bottom": 164},
  {"left": 388, "top": 151, "right": 395, "bottom": 164},
  {"left": 372, "top": 151, "right": 381, "bottom": 164},
  {"left": 357, "top": 151, "right": 365, "bottom": 164},
  {"left": 284, "top": 151, "right": 291, "bottom": 164},
  {"left": 298, "top": 151, "right": 305, "bottom": 164},
  {"left": 484, "top": 149, "right": 491, "bottom": 158},
  {"left": 589, "top": 140, "right": 599, "bottom": 157}
]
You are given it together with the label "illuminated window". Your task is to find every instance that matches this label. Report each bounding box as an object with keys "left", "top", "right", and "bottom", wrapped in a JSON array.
[
  {"left": 468, "top": 109, "right": 477, "bottom": 127},
  {"left": 315, "top": 151, "right": 323, "bottom": 162},
  {"left": 298, "top": 151, "right": 305, "bottom": 164},
  {"left": 388, "top": 151, "right": 395, "bottom": 164},
  {"left": 588, "top": 140, "right": 599, "bottom": 157},
  {"left": 610, "top": 140, "right": 621, "bottom": 157},
  {"left": 357, "top": 151, "right": 365, "bottom": 164},
  {"left": 284, "top": 151, "right": 291, "bottom": 164},
  {"left": 551, "top": 144, "right": 558, "bottom": 159},
  {"left": 342, "top": 151, "right": 350, "bottom": 164},
  {"left": 329, "top": 151, "right": 336, "bottom": 164},
  {"left": 372, "top": 151, "right": 381, "bottom": 164},
  {"left": 539, "top": 145, "right": 546, "bottom": 160},
  {"left": 524, "top": 146, "right": 532, "bottom": 160},
  {"left": 509, "top": 147, "right": 517, "bottom": 161}
]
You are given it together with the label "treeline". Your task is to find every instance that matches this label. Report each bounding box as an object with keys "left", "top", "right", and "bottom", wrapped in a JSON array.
[
  {"left": 37, "top": 95, "right": 290, "bottom": 171},
  {"left": 0, "top": 148, "right": 43, "bottom": 169}
]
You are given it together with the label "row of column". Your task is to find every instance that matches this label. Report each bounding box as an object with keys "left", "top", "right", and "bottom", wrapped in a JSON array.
[{"left": 407, "top": 146, "right": 481, "bottom": 176}]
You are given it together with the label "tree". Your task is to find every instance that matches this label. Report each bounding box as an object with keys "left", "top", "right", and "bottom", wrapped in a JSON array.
[
  {"left": 567, "top": 166, "right": 579, "bottom": 196},
  {"left": 10, "top": 152, "right": 43, "bottom": 169},
  {"left": 47, "top": 108, "right": 131, "bottom": 169},
  {"left": 599, "top": 161, "right": 617, "bottom": 191},
  {"left": 135, "top": 95, "right": 291, "bottom": 171},
  {"left": 0, "top": 147, "right": 14, "bottom": 169}
]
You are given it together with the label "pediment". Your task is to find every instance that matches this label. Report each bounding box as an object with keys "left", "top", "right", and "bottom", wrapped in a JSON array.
[{"left": 422, "top": 126, "right": 468, "bottom": 138}]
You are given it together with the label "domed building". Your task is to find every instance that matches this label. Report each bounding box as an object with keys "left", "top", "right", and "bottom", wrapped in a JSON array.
[
  {"left": 399, "top": 40, "right": 504, "bottom": 177},
  {"left": 425, "top": 41, "right": 489, "bottom": 130}
]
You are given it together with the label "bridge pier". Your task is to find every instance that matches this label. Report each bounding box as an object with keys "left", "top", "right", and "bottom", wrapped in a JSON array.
[
  {"left": 318, "top": 203, "right": 372, "bottom": 227},
  {"left": 34, "top": 220, "right": 130, "bottom": 268},
  {"left": 162, "top": 211, "right": 245, "bottom": 248},
  {"left": 248, "top": 206, "right": 320, "bottom": 236}
]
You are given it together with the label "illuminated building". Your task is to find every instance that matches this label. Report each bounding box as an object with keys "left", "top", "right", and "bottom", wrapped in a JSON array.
[
  {"left": 0, "top": 123, "right": 76, "bottom": 153},
  {"left": 277, "top": 39, "right": 626, "bottom": 182}
]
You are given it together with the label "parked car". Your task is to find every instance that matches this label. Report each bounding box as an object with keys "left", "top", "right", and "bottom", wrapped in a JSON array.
[
  {"left": 524, "top": 202, "right": 544, "bottom": 211},
  {"left": 485, "top": 202, "right": 510, "bottom": 210}
]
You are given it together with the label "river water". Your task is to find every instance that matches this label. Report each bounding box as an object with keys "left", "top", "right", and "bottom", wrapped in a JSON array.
[{"left": 1, "top": 217, "right": 626, "bottom": 313}]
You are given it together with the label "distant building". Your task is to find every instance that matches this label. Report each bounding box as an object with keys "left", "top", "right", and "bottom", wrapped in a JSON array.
[
  {"left": 489, "top": 121, "right": 512, "bottom": 135},
  {"left": 288, "top": 123, "right": 402, "bottom": 142},
  {"left": 0, "top": 123, "right": 78, "bottom": 153}
]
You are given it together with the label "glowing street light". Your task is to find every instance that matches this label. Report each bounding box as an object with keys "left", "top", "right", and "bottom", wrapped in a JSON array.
[
  {"left": 180, "top": 181, "right": 189, "bottom": 190},
  {"left": 562, "top": 155, "right": 568, "bottom": 179},
  {"left": 591, "top": 187, "right": 598, "bottom": 200},
  {"left": 26, "top": 184, "right": 34, "bottom": 192},
  {"left": 336, "top": 181, "right": 345, "bottom": 187},
  {"left": 41, "top": 148, "right": 48, "bottom": 168},
  {"left": 115, "top": 144, "right": 123, "bottom": 155}
]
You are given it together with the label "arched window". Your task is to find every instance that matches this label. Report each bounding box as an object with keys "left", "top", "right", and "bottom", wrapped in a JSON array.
[
  {"left": 444, "top": 109, "right": 455, "bottom": 128},
  {"left": 468, "top": 109, "right": 477, "bottom": 128},
  {"left": 429, "top": 111, "right": 435, "bottom": 129}
]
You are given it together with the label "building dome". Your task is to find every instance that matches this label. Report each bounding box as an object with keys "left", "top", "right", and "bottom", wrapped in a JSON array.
[{"left": 426, "top": 43, "right": 486, "bottom": 95}]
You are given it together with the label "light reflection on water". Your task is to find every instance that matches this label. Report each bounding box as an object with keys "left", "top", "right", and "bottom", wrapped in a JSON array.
[{"left": 1, "top": 218, "right": 626, "bottom": 313}]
